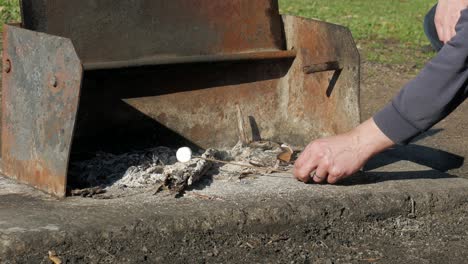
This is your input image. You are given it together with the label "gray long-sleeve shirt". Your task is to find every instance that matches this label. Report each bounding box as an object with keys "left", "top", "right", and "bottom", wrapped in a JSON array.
[{"left": 373, "top": 8, "right": 468, "bottom": 144}]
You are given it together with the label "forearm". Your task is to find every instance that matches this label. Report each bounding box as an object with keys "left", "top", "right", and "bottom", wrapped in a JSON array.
[
  {"left": 374, "top": 8, "right": 468, "bottom": 144},
  {"left": 349, "top": 119, "right": 395, "bottom": 158}
]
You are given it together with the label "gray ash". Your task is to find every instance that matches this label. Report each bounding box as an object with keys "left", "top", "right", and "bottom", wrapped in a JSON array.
[
  {"left": 68, "top": 141, "right": 292, "bottom": 197},
  {"left": 69, "top": 147, "right": 177, "bottom": 189}
]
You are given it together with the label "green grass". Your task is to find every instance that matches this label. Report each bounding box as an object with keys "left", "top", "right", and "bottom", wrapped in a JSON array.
[
  {"left": 0, "top": 0, "right": 19, "bottom": 24},
  {"left": 0, "top": 0, "right": 436, "bottom": 65},
  {"left": 279, "top": 0, "right": 437, "bottom": 65}
]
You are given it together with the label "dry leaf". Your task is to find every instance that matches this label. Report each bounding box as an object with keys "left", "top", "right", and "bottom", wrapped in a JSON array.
[
  {"left": 277, "top": 144, "right": 294, "bottom": 163},
  {"left": 48, "top": 250, "right": 62, "bottom": 264}
]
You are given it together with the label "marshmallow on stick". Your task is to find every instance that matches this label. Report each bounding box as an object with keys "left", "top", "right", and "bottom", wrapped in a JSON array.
[{"left": 176, "top": 147, "right": 193, "bottom": 163}]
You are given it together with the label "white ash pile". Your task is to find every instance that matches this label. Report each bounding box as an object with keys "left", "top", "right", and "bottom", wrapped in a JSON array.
[
  {"left": 217, "top": 141, "right": 294, "bottom": 177},
  {"left": 69, "top": 141, "right": 296, "bottom": 197}
]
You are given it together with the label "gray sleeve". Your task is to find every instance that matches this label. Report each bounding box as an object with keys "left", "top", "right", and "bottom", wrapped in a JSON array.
[{"left": 373, "top": 9, "right": 468, "bottom": 144}]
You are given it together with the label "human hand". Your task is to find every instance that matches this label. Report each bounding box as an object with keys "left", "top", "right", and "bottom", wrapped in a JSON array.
[
  {"left": 293, "top": 119, "right": 394, "bottom": 184},
  {"left": 435, "top": 0, "right": 468, "bottom": 43}
]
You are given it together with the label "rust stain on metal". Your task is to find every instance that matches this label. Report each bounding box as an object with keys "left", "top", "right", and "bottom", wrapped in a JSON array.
[
  {"left": 22, "top": 0, "right": 286, "bottom": 67},
  {"left": 1, "top": 158, "right": 65, "bottom": 197}
]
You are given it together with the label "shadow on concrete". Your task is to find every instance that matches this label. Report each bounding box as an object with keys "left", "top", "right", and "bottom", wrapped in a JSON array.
[
  {"left": 338, "top": 170, "right": 457, "bottom": 186},
  {"left": 364, "top": 144, "right": 465, "bottom": 173},
  {"left": 184, "top": 168, "right": 219, "bottom": 193},
  {"left": 339, "top": 128, "right": 465, "bottom": 185},
  {"left": 364, "top": 128, "right": 464, "bottom": 173}
]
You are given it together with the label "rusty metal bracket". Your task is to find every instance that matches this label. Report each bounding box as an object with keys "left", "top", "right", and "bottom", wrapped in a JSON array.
[
  {"left": 2, "top": 24, "right": 82, "bottom": 197},
  {"left": 303, "top": 61, "right": 342, "bottom": 74},
  {"left": 83, "top": 50, "right": 297, "bottom": 71}
]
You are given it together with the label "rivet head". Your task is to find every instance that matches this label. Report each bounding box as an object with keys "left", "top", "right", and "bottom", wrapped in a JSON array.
[
  {"left": 50, "top": 75, "right": 58, "bottom": 88},
  {"left": 4, "top": 59, "right": 11, "bottom": 73}
]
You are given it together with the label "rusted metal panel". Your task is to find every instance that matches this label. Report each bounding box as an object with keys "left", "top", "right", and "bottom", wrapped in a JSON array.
[
  {"left": 70, "top": 59, "right": 294, "bottom": 152},
  {"left": 67, "top": 20, "right": 360, "bottom": 153},
  {"left": 279, "top": 15, "right": 361, "bottom": 145},
  {"left": 1, "top": 24, "right": 82, "bottom": 197},
  {"left": 21, "top": 0, "right": 286, "bottom": 66}
]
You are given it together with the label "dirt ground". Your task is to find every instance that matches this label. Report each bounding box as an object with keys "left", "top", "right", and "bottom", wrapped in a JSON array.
[{"left": 57, "top": 205, "right": 468, "bottom": 264}]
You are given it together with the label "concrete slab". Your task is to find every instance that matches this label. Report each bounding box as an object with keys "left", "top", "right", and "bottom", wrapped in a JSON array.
[{"left": 1, "top": 155, "right": 468, "bottom": 263}]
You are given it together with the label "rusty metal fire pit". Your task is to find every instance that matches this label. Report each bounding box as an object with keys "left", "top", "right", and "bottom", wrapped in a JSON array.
[{"left": 1, "top": 0, "right": 360, "bottom": 197}]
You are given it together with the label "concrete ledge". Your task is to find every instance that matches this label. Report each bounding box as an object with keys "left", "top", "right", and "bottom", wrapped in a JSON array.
[{"left": 1, "top": 160, "right": 468, "bottom": 263}]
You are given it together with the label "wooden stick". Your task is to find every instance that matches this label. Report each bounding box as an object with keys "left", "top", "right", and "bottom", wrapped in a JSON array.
[
  {"left": 195, "top": 156, "right": 293, "bottom": 175},
  {"left": 236, "top": 105, "right": 250, "bottom": 146}
]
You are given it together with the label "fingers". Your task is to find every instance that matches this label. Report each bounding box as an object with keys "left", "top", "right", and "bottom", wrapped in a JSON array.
[
  {"left": 435, "top": 4, "right": 462, "bottom": 43},
  {"left": 443, "top": 27, "right": 451, "bottom": 43},
  {"left": 294, "top": 141, "right": 336, "bottom": 184},
  {"left": 294, "top": 150, "right": 348, "bottom": 185},
  {"left": 293, "top": 144, "right": 318, "bottom": 182},
  {"left": 294, "top": 142, "right": 332, "bottom": 184},
  {"left": 444, "top": 18, "right": 457, "bottom": 42},
  {"left": 312, "top": 166, "right": 328, "bottom": 183},
  {"left": 293, "top": 157, "right": 318, "bottom": 183},
  {"left": 435, "top": 4, "right": 445, "bottom": 42},
  {"left": 293, "top": 138, "right": 359, "bottom": 185},
  {"left": 449, "top": 16, "right": 459, "bottom": 41},
  {"left": 435, "top": 18, "right": 445, "bottom": 42},
  {"left": 451, "top": 28, "right": 457, "bottom": 41},
  {"left": 327, "top": 166, "right": 344, "bottom": 184},
  {"left": 435, "top": 18, "right": 451, "bottom": 43},
  {"left": 448, "top": 12, "right": 462, "bottom": 41}
]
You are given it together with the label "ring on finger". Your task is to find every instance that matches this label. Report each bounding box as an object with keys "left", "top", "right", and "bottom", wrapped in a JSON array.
[{"left": 311, "top": 171, "right": 324, "bottom": 180}]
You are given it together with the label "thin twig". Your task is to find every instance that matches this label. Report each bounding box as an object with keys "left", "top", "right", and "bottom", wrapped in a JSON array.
[{"left": 194, "top": 156, "right": 293, "bottom": 175}]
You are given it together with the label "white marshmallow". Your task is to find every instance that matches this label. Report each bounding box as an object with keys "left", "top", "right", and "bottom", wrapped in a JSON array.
[{"left": 176, "top": 147, "right": 193, "bottom": 163}]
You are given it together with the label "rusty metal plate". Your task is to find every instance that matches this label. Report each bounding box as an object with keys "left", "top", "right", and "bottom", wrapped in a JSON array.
[
  {"left": 1, "top": 25, "right": 82, "bottom": 197},
  {"left": 69, "top": 59, "right": 294, "bottom": 153},
  {"left": 280, "top": 16, "right": 361, "bottom": 143},
  {"left": 21, "top": 0, "right": 285, "bottom": 67}
]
